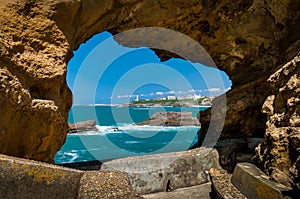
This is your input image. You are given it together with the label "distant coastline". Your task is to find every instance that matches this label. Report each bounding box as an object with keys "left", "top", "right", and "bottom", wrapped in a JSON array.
[
  {"left": 72, "top": 96, "right": 214, "bottom": 107},
  {"left": 72, "top": 104, "right": 212, "bottom": 107}
]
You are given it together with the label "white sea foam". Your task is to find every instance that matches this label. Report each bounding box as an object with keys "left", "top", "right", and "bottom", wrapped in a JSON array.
[
  {"left": 124, "top": 140, "right": 141, "bottom": 144},
  {"left": 63, "top": 152, "right": 79, "bottom": 162},
  {"left": 118, "top": 124, "right": 199, "bottom": 131},
  {"left": 68, "top": 124, "right": 200, "bottom": 136},
  {"left": 68, "top": 131, "right": 104, "bottom": 136}
]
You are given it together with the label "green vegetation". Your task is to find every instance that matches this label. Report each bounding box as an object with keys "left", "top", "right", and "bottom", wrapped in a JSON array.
[
  {"left": 130, "top": 98, "right": 201, "bottom": 106},
  {"left": 129, "top": 96, "right": 213, "bottom": 106},
  {"left": 131, "top": 99, "right": 178, "bottom": 105}
]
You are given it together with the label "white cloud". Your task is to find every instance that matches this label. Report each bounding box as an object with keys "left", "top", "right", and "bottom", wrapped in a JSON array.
[
  {"left": 225, "top": 87, "right": 231, "bottom": 92},
  {"left": 207, "top": 88, "right": 222, "bottom": 92},
  {"left": 155, "top": 91, "right": 164, "bottom": 95},
  {"left": 166, "top": 90, "right": 175, "bottom": 94},
  {"left": 117, "top": 94, "right": 135, "bottom": 98}
]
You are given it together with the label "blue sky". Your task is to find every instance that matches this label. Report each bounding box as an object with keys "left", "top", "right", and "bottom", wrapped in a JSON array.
[{"left": 67, "top": 31, "right": 232, "bottom": 105}]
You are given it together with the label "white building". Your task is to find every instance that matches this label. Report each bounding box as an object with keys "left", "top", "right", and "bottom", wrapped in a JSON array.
[
  {"left": 167, "top": 96, "right": 176, "bottom": 100},
  {"left": 193, "top": 94, "right": 202, "bottom": 100}
]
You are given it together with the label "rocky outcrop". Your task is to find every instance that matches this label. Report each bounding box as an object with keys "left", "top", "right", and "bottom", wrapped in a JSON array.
[
  {"left": 68, "top": 120, "right": 98, "bottom": 134},
  {"left": 137, "top": 112, "right": 200, "bottom": 126},
  {"left": 0, "top": 1, "right": 72, "bottom": 162},
  {"left": 0, "top": 0, "right": 299, "bottom": 189},
  {"left": 256, "top": 55, "right": 300, "bottom": 190}
]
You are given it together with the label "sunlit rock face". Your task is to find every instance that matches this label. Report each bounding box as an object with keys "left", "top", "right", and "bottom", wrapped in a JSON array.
[{"left": 0, "top": 0, "right": 299, "bottom": 188}]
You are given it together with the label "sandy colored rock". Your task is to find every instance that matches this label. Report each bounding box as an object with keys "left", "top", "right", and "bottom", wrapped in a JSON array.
[
  {"left": 256, "top": 55, "right": 300, "bottom": 190},
  {"left": 0, "top": 0, "right": 72, "bottom": 162},
  {"left": 0, "top": 0, "right": 298, "bottom": 191},
  {"left": 68, "top": 120, "right": 98, "bottom": 134},
  {"left": 78, "top": 170, "right": 142, "bottom": 199}
]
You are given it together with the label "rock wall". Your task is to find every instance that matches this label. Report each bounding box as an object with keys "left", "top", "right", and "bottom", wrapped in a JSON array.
[
  {"left": 0, "top": 1, "right": 72, "bottom": 162},
  {"left": 0, "top": 0, "right": 299, "bottom": 189},
  {"left": 256, "top": 55, "right": 300, "bottom": 190}
]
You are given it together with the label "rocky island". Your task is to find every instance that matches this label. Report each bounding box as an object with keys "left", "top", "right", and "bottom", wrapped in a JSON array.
[
  {"left": 68, "top": 120, "right": 98, "bottom": 134},
  {"left": 0, "top": 0, "right": 299, "bottom": 198},
  {"left": 137, "top": 112, "right": 200, "bottom": 126}
]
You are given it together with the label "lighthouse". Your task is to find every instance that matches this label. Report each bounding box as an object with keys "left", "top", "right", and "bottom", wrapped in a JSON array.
[{"left": 135, "top": 94, "right": 139, "bottom": 101}]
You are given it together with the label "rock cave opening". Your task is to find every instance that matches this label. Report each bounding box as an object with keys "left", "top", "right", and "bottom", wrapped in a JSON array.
[
  {"left": 1, "top": 0, "right": 299, "bottom": 196},
  {"left": 54, "top": 31, "right": 232, "bottom": 164}
]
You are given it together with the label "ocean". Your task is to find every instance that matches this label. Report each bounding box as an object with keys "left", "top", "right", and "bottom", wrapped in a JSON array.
[{"left": 54, "top": 105, "right": 208, "bottom": 164}]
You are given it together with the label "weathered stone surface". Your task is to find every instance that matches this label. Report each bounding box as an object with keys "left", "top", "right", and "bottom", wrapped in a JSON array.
[
  {"left": 209, "top": 138, "right": 263, "bottom": 173},
  {"left": 68, "top": 120, "right": 98, "bottom": 134},
  {"left": 137, "top": 112, "right": 200, "bottom": 126},
  {"left": 0, "top": 0, "right": 299, "bottom": 189},
  {"left": 0, "top": 154, "right": 82, "bottom": 199},
  {"left": 78, "top": 170, "right": 142, "bottom": 199},
  {"left": 142, "top": 183, "right": 211, "bottom": 199},
  {"left": 0, "top": 1, "right": 72, "bottom": 162},
  {"left": 256, "top": 55, "right": 300, "bottom": 190},
  {"left": 101, "top": 148, "right": 220, "bottom": 194},
  {"left": 231, "top": 163, "right": 293, "bottom": 199},
  {"left": 0, "top": 154, "right": 140, "bottom": 199},
  {"left": 209, "top": 168, "right": 246, "bottom": 199}
]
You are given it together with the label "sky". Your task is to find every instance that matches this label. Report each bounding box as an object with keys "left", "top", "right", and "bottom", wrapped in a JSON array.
[{"left": 67, "top": 31, "right": 232, "bottom": 105}]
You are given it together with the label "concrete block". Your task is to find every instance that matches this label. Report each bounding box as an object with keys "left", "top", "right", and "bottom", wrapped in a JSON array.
[
  {"left": 231, "top": 162, "right": 292, "bottom": 199},
  {"left": 101, "top": 147, "right": 220, "bottom": 194},
  {"left": 0, "top": 154, "right": 141, "bottom": 199},
  {"left": 0, "top": 154, "right": 83, "bottom": 199}
]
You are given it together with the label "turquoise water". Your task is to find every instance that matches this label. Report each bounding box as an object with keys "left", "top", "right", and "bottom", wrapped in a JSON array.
[{"left": 54, "top": 105, "right": 208, "bottom": 164}]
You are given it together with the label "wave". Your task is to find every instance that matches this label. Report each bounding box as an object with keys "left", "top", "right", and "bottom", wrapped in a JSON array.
[
  {"left": 63, "top": 152, "right": 79, "bottom": 162},
  {"left": 68, "top": 131, "right": 105, "bottom": 136},
  {"left": 117, "top": 124, "right": 200, "bottom": 131},
  {"left": 68, "top": 124, "right": 200, "bottom": 136}
]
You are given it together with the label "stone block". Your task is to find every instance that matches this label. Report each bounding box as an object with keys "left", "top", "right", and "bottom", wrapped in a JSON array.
[
  {"left": 101, "top": 147, "right": 220, "bottom": 194},
  {"left": 0, "top": 154, "right": 141, "bottom": 199},
  {"left": 0, "top": 154, "right": 83, "bottom": 199},
  {"left": 231, "top": 162, "right": 292, "bottom": 199}
]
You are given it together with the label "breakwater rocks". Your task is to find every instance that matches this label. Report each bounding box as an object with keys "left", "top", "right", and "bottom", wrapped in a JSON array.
[
  {"left": 1, "top": 148, "right": 219, "bottom": 198},
  {"left": 210, "top": 163, "right": 295, "bottom": 199},
  {"left": 101, "top": 147, "right": 220, "bottom": 195},
  {"left": 0, "top": 154, "right": 142, "bottom": 199},
  {"left": 137, "top": 112, "right": 200, "bottom": 126},
  {"left": 68, "top": 120, "right": 98, "bottom": 134}
]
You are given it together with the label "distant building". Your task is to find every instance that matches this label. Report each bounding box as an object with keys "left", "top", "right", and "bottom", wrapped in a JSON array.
[
  {"left": 177, "top": 96, "right": 185, "bottom": 100},
  {"left": 167, "top": 96, "right": 176, "bottom": 100},
  {"left": 186, "top": 94, "right": 202, "bottom": 100},
  {"left": 193, "top": 94, "right": 202, "bottom": 100},
  {"left": 135, "top": 94, "right": 139, "bottom": 101},
  {"left": 186, "top": 95, "right": 194, "bottom": 100}
]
